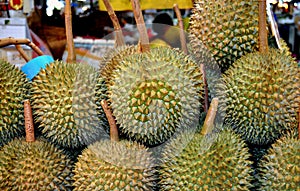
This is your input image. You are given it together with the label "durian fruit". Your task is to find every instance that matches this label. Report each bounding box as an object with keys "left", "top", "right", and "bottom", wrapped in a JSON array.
[
  {"left": 188, "top": 38, "right": 222, "bottom": 103},
  {"left": 99, "top": 45, "right": 138, "bottom": 88},
  {"left": 216, "top": 48, "right": 300, "bottom": 145},
  {"left": 31, "top": 61, "right": 108, "bottom": 148},
  {"left": 97, "top": 0, "right": 203, "bottom": 146},
  {"left": 257, "top": 131, "right": 299, "bottom": 190},
  {"left": 73, "top": 139, "right": 157, "bottom": 190},
  {"left": 109, "top": 46, "right": 203, "bottom": 146},
  {"left": 0, "top": 59, "right": 30, "bottom": 147},
  {"left": 0, "top": 137, "right": 74, "bottom": 190},
  {"left": 159, "top": 99, "right": 253, "bottom": 190},
  {"left": 189, "top": 0, "right": 259, "bottom": 72},
  {"left": 96, "top": 45, "right": 139, "bottom": 135}
]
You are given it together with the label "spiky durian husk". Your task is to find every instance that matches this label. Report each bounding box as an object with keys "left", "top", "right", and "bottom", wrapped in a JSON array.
[
  {"left": 278, "top": 38, "right": 292, "bottom": 57},
  {"left": 0, "top": 59, "right": 30, "bottom": 147},
  {"left": 96, "top": 46, "right": 138, "bottom": 134},
  {"left": 99, "top": 45, "right": 138, "bottom": 87},
  {"left": 31, "top": 61, "right": 108, "bottom": 148},
  {"left": 257, "top": 134, "right": 299, "bottom": 190},
  {"left": 216, "top": 48, "right": 300, "bottom": 145},
  {"left": 0, "top": 137, "right": 73, "bottom": 190},
  {"left": 159, "top": 128, "right": 253, "bottom": 190},
  {"left": 189, "top": 0, "right": 259, "bottom": 72},
  {"left": 109, "top": 46, "right": 203, "bottom": 146},
  {"left": 94, "top": 76, "right": 110, "bottom": 134},
  {"left": 188, "top": 37, "right": 222, "bottom": 102},
  {"left": 73, "top": 139, "right": 156, "bottom": 190}
]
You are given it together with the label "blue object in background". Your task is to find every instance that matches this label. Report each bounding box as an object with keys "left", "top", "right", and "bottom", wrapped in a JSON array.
[{"left": 21, "top": 55, "right": 54, "bottom": 80}]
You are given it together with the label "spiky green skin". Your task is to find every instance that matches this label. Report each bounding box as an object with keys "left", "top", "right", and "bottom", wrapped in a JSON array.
[
  {"left": 94, "top": 76, "right": 110, "bottom": 134},
  {"left": 73, "top": 139, "right": 156, "bottom": 190},
  {"left": 99, "top": 45, "right": 138, "bottom": 87},
  {"left": 159, "top": 129, "right": 253, "bottom": 190},
  {"left": 96, "top": 46, "right": 138, "bottom": 135},
  {"left": 0, "top": 59, "right": 29, "bottom": 147},
  {"left": 188, "top": 37, "right": 222, "bottom": 103},
  {"left": 189, "top": 0, "right": 259, "bottom": 72},
  {"left": 217, "top": 48, "right": 300, "bottom": 145},
  {"left": 31, "top": 61, "right": 108, "bottom": 148},
  {"left": 0, "top": 138, "right": 73, "bottom": 190},
  {"left": 109, "top": 47, "right": 203, "bottom": 146},
  {"left": 258, "top": 136, "right": 300, "bottom": 190}
]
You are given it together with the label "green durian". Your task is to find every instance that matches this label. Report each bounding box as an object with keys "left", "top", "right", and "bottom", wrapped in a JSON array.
[
  {"left": 109, "top": 46, "right": 203, "bottom": 146},
  {"left": 188, "top": 37, "right": 222, "bottom": 103},
  {"left": 99, "top": 45, "right": 138, "bottom": 88},
  {"left": 0, "top": 137, "right": 73, "bottom": 190},
  {"left": 257, "top": 132, "right": 299, "bottom": 190},
  {"left": 0, "top": 59, "right": 30, "bottom": 147},
  {"left": 96, "top": 45, "right": 139, "bottom": 135},
  {"left": 216, "top": 48, "right": 299, "bottom": 145},
  {"left": 189, "top": 0, "right": 259, "bottom": 72},
  {"left": 73, "top": 139, "right": 157, "bottom": 190},
  {"left": 159, "top": 127, "right": 253, "bottom": 190},
  {"left": 31, "top": 61, "right": 108, "bottom": 148}
]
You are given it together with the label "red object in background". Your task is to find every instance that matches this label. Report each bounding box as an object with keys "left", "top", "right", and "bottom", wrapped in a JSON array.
[
  {"left": 30, "top": 29, "right": 53, "bottom": 58},
  {"left": 9, "top": 0, "right": 23, "bottom": 10}
]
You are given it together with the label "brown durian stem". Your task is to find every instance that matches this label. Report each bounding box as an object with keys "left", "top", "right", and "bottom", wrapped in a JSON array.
[
  {"left": 0, "top": 37, "right": 44, "bottom": 60},
  {"left": 65, "top": 0, "right": 76, "bottom": 63},
  {"left": 28, "top": 41, "right": 44, "bottom": 56},
  {"left": 101, "top": 100, "right": 119, "bottom": 142},
  {"left": 298, "top": 108, "right": 300, "bottom": 139},
  {"left": 15, "top": 44, "right": 30, "bottom": 62},
  {"left": 200, "top": 64, "right": 209, "bottom": 113},
  {"left": 24, "top": 99, "right": 35, "bottom": 142},
  {"left": 131, "top": 0, "right": 150, "bottom": 53},
  {"left": 259, "top": 0, "right": 268, "bottom": 53},
  {"left": 0, "top": 37, "right": 30, "bottom": 47},
  {"left": 103, "top": 0, "right": 125, "bottom": 47},
  {"left": 201, "top": 98, "right": 218, "bottom": 135},
  {"left": 173, "top": 4, "right": 188, "bottom": 54}
]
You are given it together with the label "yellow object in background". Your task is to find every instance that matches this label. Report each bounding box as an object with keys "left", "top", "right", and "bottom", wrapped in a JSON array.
[{"left": 99, "top": 0, "right": 193, "bottom": 11}]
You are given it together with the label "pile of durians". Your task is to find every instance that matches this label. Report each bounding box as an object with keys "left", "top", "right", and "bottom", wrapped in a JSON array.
[{"left": 0, "top": 0, "right": 299, "bottom": 190}]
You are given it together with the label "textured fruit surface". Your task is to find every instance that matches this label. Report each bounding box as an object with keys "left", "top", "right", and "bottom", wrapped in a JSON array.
[
  {"left": 109, "top": 47, "right": 203, "bottom": 145},
  {"left": 217, "top": 48, "right": 299, "bottom": 145},
  {"left": 189, "top": 0, "right": 259, "bottom": 72},
  {"left": 188, "top": 38, "right": 222, "bottom": 102},
  {"left": 258, "top": 135, "right": 300, "bottom": 190},
  {"left": 0, "top": 59, "right": 29, "bottom": 147},
  {"left": 31, "top": 61, "right": 108, "bottom": 148},
  {"left": 0, "top": 137, "right": 73, "bottom": 190},
  {"left": 73, "top": 139, "right": 156, "bottom": 190},
  {"left": 159, "top": 129, "right": 253, "bottom": 190},
  {"left": 99, "top": 45, "right": 138, "bottom": 87}
]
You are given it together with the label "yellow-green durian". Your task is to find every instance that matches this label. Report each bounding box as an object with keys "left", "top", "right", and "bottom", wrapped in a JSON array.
[
  {"left": 257, "top": 132, "right": 299, "bottom": 190},
  {"left": 159, "top": 128, "right": 253, "bottom": 190},
  {"left": 109, "top": 46, "right": 203, "bottom": 146},
  {"left": 73, "top": 139, "right": 156, "bottom": 190},
  {"left": 216, "top": 48, "right": 300, "bottom": 145},
  {"left": 99, "top": 45, "right": 138, "bottom": 87},
  {"left": 188, "top": 38, "right": 222, "bottom": 102},
  {"left": 0, "top": 137, "right": 73, "bottom": 190},
  {"left": 0, "top": 59, "right": 30, "bottom": 147},
  {"left": 31, "top": 61, "right": 108, "bottom": 148},
  {"left": 96, "top": 45, "right": 138, "bottom": 134},
  {"left": 189, "top": 0, "right": 259, "bottom": 72}
]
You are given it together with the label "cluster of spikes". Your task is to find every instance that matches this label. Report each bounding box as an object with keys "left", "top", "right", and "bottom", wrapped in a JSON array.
[
  {"left": 0, "top": 0, "right": 299, "bottom": 190},
  {"left": 0, "top": 60, "right": 29, "bottom": 147},
  {"left": 106, "top": 46, "right": 203, "bottom": 146}
]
